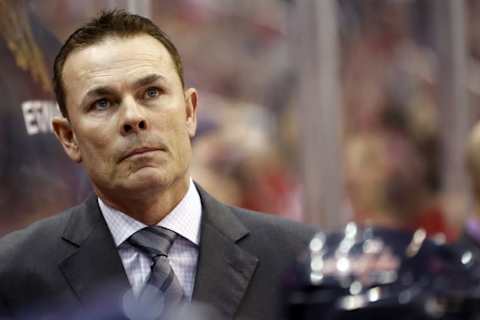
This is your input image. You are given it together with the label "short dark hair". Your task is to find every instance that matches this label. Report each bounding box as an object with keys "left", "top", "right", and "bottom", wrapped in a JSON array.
[{"left": 53, "top": 9, "right": 184, "bottom": 118}]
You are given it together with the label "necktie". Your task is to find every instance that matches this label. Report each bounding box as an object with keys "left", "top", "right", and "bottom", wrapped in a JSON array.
[{"left": 127, "top": 226, "right": 185, "bottom": 318}]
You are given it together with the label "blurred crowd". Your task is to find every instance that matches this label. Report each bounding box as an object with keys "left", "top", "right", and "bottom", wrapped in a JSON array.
[
  {"left": 340, "top": 0, "right": 480, "bottom": 240},
  {"left": 2, "top": 0, "right": 480, "bottom": 240}
]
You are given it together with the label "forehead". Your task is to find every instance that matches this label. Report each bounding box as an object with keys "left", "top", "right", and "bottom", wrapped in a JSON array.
[{"left": 62, "top": 34, "right": 179, "bottom": 92}]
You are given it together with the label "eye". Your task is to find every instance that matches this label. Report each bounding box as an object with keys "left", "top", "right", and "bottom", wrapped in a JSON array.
[
  {"left": 144, "top": 87, "right": 160, "bottom": 99},
  {"left": 92, "top": 98, "right": 111, "bottom": 111}
]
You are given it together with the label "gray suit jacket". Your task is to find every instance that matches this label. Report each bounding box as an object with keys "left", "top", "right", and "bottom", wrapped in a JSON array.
[{"left": 0, "top": 186, "right": 316, "bottom": 319}]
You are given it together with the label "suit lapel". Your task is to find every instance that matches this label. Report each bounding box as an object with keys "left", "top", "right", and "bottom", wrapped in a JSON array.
[
  {"left": 58, "top": 195, "right": 130, "bottom": 317},
  {"left": 193, "top": 186, "right": 259, "bottom": 318},
  {"left": 57, "top": 188, "right": 259, "bottom": 318}
]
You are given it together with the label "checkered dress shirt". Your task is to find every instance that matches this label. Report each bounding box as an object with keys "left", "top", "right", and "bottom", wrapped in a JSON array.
[{"left": 99, "top": 179, "right": 202, "bottom": 300}]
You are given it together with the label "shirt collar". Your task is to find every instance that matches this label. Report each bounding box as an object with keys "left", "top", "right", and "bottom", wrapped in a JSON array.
[{"left": 99, "top": 179, "right": 202, "bottom": 247}]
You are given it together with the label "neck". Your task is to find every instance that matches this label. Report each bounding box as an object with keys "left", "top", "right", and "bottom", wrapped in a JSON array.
[{"left": 97, "top": 177, "right": 190, "bottom": 225}]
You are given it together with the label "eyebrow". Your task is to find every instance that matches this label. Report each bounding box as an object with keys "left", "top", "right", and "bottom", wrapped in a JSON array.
[
  {"left": 132, "top": 73, "right": 165, "bottom": 88},
  {"left": 81, "top": 74, "right": 166, "bottom": 106}
]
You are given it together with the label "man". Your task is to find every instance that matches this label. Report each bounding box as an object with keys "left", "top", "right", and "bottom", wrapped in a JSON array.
[{"left": 0, "top": 10, "right": 316, "bottom": 320}]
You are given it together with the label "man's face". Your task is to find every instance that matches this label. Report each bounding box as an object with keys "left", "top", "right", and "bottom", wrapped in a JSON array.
[{"left": 54, "top": 35, "right": 197, "bottom": 199}]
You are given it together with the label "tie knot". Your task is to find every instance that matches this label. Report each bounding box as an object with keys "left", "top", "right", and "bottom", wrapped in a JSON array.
[{"left": 128, "top": 226, "right": 177, "bottom": 258}]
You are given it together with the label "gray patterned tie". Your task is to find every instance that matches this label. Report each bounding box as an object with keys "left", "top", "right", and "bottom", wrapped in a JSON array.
[{"left": 127, "top": 226, "right": 185, "bottom": 318}]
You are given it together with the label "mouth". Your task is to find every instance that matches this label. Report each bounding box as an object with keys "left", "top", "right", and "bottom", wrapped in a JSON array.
[{"left": 119, "top": 146, "right": 165, "bottom": 162}]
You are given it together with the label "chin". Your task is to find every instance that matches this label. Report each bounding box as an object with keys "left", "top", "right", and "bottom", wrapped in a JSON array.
[
  {"left": 127, "top": 167, "right": 186, "bottom": 191},
  {"left": 130, "top": 169, "right": 170, "bottom": 187}
]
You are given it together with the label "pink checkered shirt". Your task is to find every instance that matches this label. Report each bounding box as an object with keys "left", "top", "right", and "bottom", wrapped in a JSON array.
[{"left": 98, "top": 179, "right": 202, "bottom": 300}]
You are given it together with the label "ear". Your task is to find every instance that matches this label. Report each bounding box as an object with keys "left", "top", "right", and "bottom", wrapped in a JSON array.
[
  {"left": 51, "top": 116, "right": 82, "bottom": 163},
  {"left": 184, "top": 88, "right": 198, "bottom": 138}
]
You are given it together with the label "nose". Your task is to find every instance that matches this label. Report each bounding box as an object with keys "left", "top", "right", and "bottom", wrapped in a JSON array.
[{"left": 120, "top": 98, "right": 148, "bottom": 135}]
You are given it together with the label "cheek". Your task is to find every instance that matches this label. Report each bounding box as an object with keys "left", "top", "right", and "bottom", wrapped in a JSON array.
[
  {"left": 76, "top": 128, "right": 116, "bottom": 165},
  {"left": 171, "top": 118, "right": 192, "bottom": 148},
  {"left": 81, "top": 132, "right": 110, "bottom": 152},
  {"left": 163, "top": 124, "right": 192, "bottom": 167},
  {"left": 161, "top": 107, "right": 189, "bottom": 139}
]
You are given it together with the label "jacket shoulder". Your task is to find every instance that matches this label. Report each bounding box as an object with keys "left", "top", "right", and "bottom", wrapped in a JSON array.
[
  {"left": 196, "top": 183, "right": 318, "bottom": 247},
  {"left": 230, "top": 206, "right": 318, "bottom": 250},
  {"left": 0, "top": 205, "right": 79, "bottom": 268}
]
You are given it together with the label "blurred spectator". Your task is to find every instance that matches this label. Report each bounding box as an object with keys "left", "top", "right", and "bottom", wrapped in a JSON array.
[
  {"left": 344, "top": 130, "right": 454, "bottom": 240},
  {"left": 339, "top": 0, "right": 458, "bottom": 240},
  {"left": 191, "top": 94, "right": 303, "bottom": 221},
  {"left": 462, "top": 122, "right": 480, "bottom": 250},
  {"left": 0, "top": 0, "right": 89, "bottom": 235}
]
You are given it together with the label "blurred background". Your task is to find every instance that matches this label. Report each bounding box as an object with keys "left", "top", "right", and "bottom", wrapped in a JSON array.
[{"left": 0, "top": 0, "right": 478, "bottom": 241}]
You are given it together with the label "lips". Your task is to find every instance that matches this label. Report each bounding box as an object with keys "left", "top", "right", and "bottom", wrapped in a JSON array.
[{"left": 119, "top": 146, "right": 164, "bottom": 162}]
